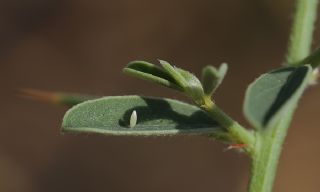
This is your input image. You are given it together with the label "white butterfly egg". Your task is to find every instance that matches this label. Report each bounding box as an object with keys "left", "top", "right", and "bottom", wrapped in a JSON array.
[{"left": 129, "top": 110, "right": 137, "bottom": 128}]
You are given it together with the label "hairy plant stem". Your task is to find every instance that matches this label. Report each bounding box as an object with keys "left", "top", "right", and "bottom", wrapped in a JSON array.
[
  {"left": 202, "top": 101, "right": 255, "bottom": 154},
  {"left": 248, "top": 0, "right": 318, "bottom": 192},
  {"left": 248, "top": 111, "right": 293, "bottom": 192},
  {"left": 286, "top": 0, "right": 318, "bottom": 66}
]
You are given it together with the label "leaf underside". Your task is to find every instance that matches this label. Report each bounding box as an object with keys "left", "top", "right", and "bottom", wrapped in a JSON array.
[
  {"left": 123, "top": 61, "right": 181, "bottom": 91},
  {"left": 62, "top": 96, "right": 221, "bottom": 136},
  {"left": 244, "top": 65, "right": 312, "bottom": 129}
]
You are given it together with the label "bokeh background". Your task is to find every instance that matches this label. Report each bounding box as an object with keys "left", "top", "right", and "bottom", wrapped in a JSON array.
[{"left": 1, "top": 0, "right": 320, "bottom": 191}]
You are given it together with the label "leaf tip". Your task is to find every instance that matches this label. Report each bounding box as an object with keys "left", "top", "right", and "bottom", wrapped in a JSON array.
[{"left": 16, "top": 88, "right": 60, "bottom": 105}]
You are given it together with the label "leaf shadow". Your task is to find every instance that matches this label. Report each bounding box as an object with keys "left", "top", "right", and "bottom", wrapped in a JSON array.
[
  {"left": 263, "top": 67, "right": 308, "bottom": 126},
  {"left": 118, "top": 97, "right": 217, "bottom": 130}
]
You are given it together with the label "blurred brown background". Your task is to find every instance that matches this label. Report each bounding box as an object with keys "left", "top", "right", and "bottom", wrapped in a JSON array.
[{"left": 1, "top": 0, "right": 320, "bottom": 192}]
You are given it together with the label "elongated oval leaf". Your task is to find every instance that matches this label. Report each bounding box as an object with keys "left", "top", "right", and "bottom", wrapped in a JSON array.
[
  {"left": 123, "top": 61, "right": 182, "bottom": 91},
  {"left": 175, "top": 67, "right": 205, "bottom": 105},
  {"left": 201, "top": 63, "right": 228, "bottom": 96},
  {"left": 244, "top": 65, "right": 312, "bottom": 129},
  {"left": 62, "top": 96, "right": 222, "bottom": 136},
  {"left": 202, "top": 65, "right": 219, "bottom": 95},
  {"left": 159, "top": 60, "right": 188, "bottom": 88}
]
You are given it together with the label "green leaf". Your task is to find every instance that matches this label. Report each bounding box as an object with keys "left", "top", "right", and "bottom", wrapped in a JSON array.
[
  {"left": 123, "top": 61, "right": 182, "bottom": 91},
  {"left": 159, "top": 60, "right": 187, "bottom": 88},
  {"left": 201, "top": 63, "right": 228, "bottom": 96},
  {"left": 202, "top": 66, "right": 219, "bottom": 95},
  {"left": 175, "top": 67, "right": 205, "bottom": 105},
  {"left": 218, "top": 63, "right": 228, "bottom": 84},
  {"left": 124, "top": 60, "right": 207, "bottom": 105},
  {"left": 158, "top": 60, "right": 206, "bottom": 105},
  {"left": 62, "top": 96, "right": 223, "bottom": 136},
  {"left": 243, "top": 65, "right": 312, "bottom": 129}
]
